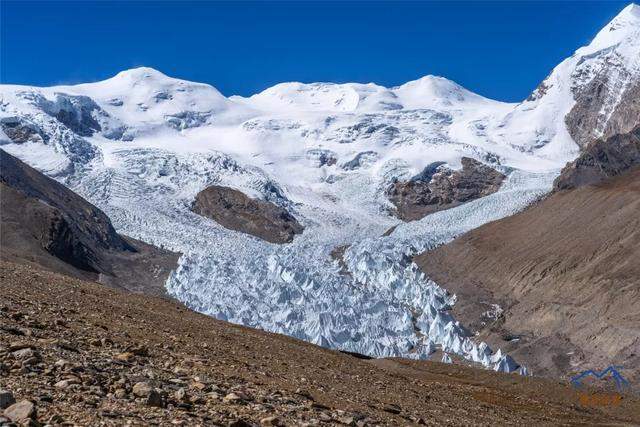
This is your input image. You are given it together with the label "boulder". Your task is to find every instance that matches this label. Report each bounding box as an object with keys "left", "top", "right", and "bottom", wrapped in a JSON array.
[
  {"left": 146, "top": 389, "right": 165, "bottom": 408},
  {"left": 132, "top": 382, "right": 153, "bottom": 398},
  {"left": 4, "top": 400, "right": 36, "bottom": 422},
  {"left": 0, "top": 390, "right": 15, "bottom": 409}
]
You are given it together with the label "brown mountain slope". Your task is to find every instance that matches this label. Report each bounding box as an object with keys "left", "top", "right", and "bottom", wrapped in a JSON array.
[
  {"left": 2, "top": 261, "right": 639, "bottom": 426},
  {"left": 416, "top": 167, "right": 640, "bottom": 382},
  {"left": 0, "top": 149, "right": 179, "bottom": 296}
]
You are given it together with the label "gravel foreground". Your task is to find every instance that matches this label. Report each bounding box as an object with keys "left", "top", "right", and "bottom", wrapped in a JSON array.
[{"left": 1, "top": 261, "right": 638, "bottom": 426}]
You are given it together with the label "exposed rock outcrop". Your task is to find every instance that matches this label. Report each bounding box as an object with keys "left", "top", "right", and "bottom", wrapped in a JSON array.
[
  {"left": 0, "top": 149, "right": 132, "bottom": 262},
  {"left": 387, "top": 157, "right": 505, "bottom": 221},
  {"left": 0, "top": 149, "right": 178, "bottom": 295},
  {"left": 603, "top": 80, "right": 640, "bottom": 138},
  {"left": 41, "top": 93, "right": 104, "bottom": 137},
  {"left": 554, "top": 125, "right": 640, "bottom": 190},
  {"left": 306, "top": 149, "right": 337, "bottom": 167},
  {"left": 0, "top": 117, "right": 46, "bottom": 144},
  {"left": 192, "top": 185, "right": 303, "bottom": 244},
  {"left": 341, "top": 151, "right": 378, "bottom": 170},
  {"left": 164, "top": 111, "right": 212, "bottom": 130},
  {"left": 565, "top": 76, "right": 640, "bottom": 148}
]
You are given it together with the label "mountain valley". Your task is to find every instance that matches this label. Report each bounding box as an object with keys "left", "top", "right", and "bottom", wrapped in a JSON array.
[{"left": 1, "top": 3, "right": 640, "bottom": 425}]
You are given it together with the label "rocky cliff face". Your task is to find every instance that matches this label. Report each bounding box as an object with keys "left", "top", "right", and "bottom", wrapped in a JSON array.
[
  {"left": 554, "top": 125, "right": 640, "bottom": 190},
  {"left": 387, "top": 158, "right": 505, "bottom": 221},
  {"left": 0, "top": 149, "right": 178, "bottom": 295},
  {"left": 192, "top": 185, "right": 304, "bottom": 244},
  {"left": 565, "top": 76, "right": 640, "bottom": 149},
  {"left": 603, "top": 80, "right": 640, "bottom": 138}
]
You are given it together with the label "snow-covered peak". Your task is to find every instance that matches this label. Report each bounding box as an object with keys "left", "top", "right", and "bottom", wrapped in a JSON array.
[
  {"left": 47, "top": 67, "right": 254, "bottom": 132},
  {"left": 490, "top": 3, "right": 640, "bottom": 161},
  {"left": 66, "top": 67, "right": 231, "bottom": 114},
  {"left": 112, "top": 66, "right": 173, "bottom": 81},
  {"left": 235, "top": 82, "right": 359, "bottom": 112},
  {"left": 79, "top": 67, "right": 226, "bottom": 100},
  {"left": 610, "top": 2, "right": 640, "bottom": 27},
  {"left": 578, "top": 3, "right": 640, "bottom": 59},
  {"left": 79, "top": 66, "right": 210, "bottom": 89},
  {"left": 233, "top": 81, "right": 398, "bottom": 113},
  {"left": 393, "top": 75, "right": 493, "bottom": 109},
  {"left": 605, "top": 2, "right": 640, "bottom": 30}
]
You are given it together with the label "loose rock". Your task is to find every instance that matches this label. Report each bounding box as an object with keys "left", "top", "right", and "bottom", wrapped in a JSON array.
[
  {"left": 260, "top": 416, "right": 282, "bottom": 426},
  {"left": 223, "top": 392, "right": 244, "bottom": 403},
  {"left": 146, "top": 389, "right": 165, "bottom": 408},
  {"left": 4, "top": 400, "right": 36, "bottom": 422},
  {"left": 382, "top": 403, "right": 401, "bottom": 414},
  {"left": 132, "top": 382, "right": 153, "bottom": 398},
  {"left": 0, "top": 390, "right": 16, "bottom": 409}
]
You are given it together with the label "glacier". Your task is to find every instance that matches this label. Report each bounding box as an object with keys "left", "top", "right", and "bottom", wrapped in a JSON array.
[{"left": 59, "top": 144, "right": 553, "bottom": 373}]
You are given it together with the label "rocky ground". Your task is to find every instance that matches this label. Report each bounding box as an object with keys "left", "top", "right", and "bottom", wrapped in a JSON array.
[
  {"left": 2, "top": 261, "right": 640, "bottom": 426},
  {"left": 554, "top": 124, "right": 640, "bottom": 190}
]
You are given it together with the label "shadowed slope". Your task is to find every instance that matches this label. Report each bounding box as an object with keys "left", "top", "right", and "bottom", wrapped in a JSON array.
[{"left": 0, "top": 149, "right": 179, "bottom": 296}]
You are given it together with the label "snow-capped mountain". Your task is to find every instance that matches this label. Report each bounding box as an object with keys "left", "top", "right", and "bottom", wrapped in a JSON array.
[
  {"left": 495, "top": 3, "right": 640, "bottom": 158},
  {"left": 231, "top": 75, "right": 497, "bottom": 113},
  {"left": 1, "top": 4, "right": 638, "bottom": 373}
]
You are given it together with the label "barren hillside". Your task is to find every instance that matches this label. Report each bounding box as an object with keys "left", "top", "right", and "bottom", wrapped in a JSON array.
[
  {"left": 2, "top": 261, "right": 640, "bottom": 426},
  {"left": 417, "top": 167, "right": 640, "bottom": 383}
]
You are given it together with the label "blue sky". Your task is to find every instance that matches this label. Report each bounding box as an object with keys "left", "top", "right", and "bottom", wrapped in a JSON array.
[{"left": 0, "top": 1, "right": 630, "bottom": 101}]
